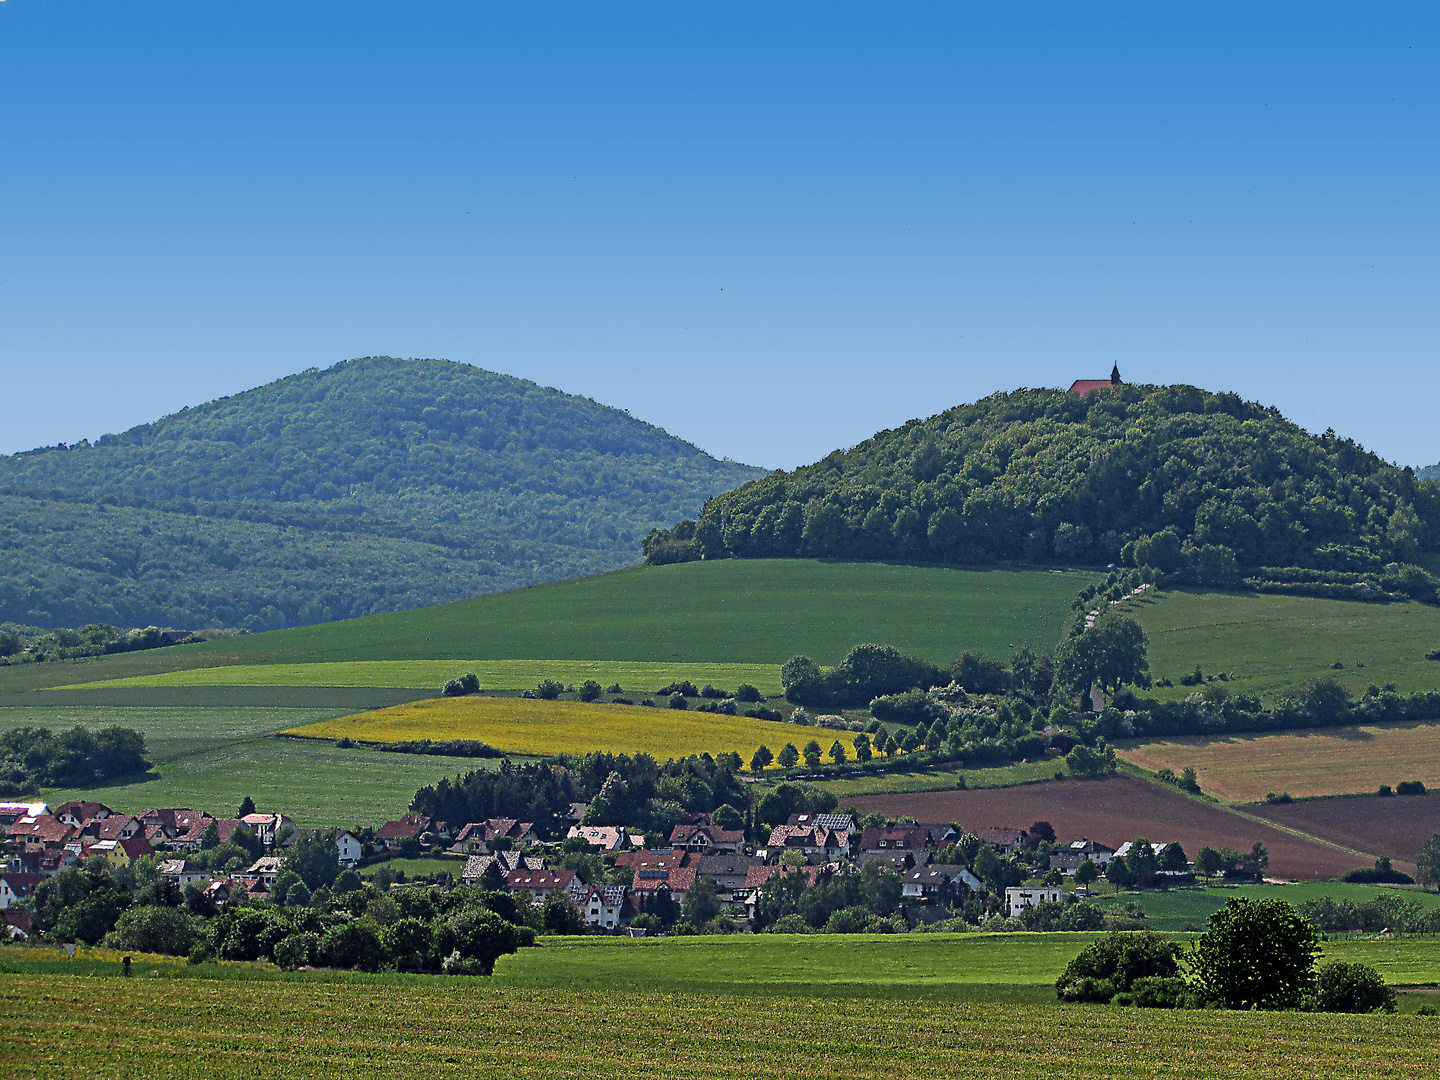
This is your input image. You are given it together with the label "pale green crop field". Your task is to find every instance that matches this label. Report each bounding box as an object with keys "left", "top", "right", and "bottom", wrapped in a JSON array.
[{"left": 59, "top": 659, "right": 785, "bottom": 697}]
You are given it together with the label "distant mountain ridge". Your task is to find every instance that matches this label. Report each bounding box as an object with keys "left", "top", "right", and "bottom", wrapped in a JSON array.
[
  {"left": 1420, "top": 463, "right": 1440, "bottom": 482},
  {"left": 646, "top": 384, "right": 1440, "bottom": 573},
  {"left": 0, "top": 358, "right": 765, "bottom": 630}
]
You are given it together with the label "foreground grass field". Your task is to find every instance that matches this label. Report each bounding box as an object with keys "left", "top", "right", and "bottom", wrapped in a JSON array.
[
  {"left": 0, "top": 706, "right": 513, "bottom": 826},
  {"left": 1129, "top": 588, "right": 1440, "bottom": 702},
  {"left": 285, "top": 695, "right": 794, "bottom": 763},
  {"left": 58, "top": 659, "right": 785, "bottom": 696},
  {"left": 3, "top": 944, "right": 1436, "bottom": 1079},
  {"left": 1117, "top": 719, "right": 1440, "bottom": 803},
  {"left": 0, "top": 561, "right": 1089, "bottom": 696}
]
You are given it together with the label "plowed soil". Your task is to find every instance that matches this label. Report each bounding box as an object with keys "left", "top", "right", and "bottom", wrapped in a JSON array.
[
  {"left": 842, "top": 774, "right": 1374, "bottom": 879},
  {"left": 1249, "top": 791, "right": 1440, "bottom": 865}
]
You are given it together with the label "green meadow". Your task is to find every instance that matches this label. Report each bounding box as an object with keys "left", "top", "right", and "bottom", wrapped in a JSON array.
[
  {"left": 0, "top": 706, "right": 516, "bottom": 826},
  {"left": 816, "top": 760, "right": 1062, "bottom": 799},
  {"left": 0, "top": 560, "right": 1091, "bottom": 695},
  {"left": 1124, "top": 588, "right": 1440, "bottom": 703},
  {"left": 1092, "top": 883, "right": 1440, "bottom": 932}
]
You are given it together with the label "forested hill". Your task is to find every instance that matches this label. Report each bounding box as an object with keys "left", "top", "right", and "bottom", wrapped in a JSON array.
[
  {"left": 1420, "top": 463, "right": 1440, "bottom": 483},
  {"left": 0, "top": 358, "right": 765, "bottom": 630},
  {"left": 646, "top": 384, "right": 1439, "bottom": 574}
]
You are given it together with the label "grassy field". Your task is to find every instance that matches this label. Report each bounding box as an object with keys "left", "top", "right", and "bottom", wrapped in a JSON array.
[
  {"left": 5, "top": 974, "right": 1436, "bottom": 1080},
  {"left": 57, "top": 659, "right": 786, "bottom": 696},
  {"left": 1117, "top": 719, "right": 1440, "bottom": 803},
  {"left": 0, "top": 561, "right": 1090, "bottom": 696},
  {"left": 817, "top": 760, "right": 1062, "bottom": 799},
  {"left": 1092, "top": 883, "right": 1440, "bottom": 932},
  {"left": 1128, "top": 588, "right": 1440, "bottom": 703},
  {"left": 0, "top": 706, "right": 516, "bottom": 826},
  {"left": 284, "top": 695, "right": 796, "bottom": 763}
]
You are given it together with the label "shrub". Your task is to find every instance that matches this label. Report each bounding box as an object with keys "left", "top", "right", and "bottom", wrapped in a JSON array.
[
  {"left": 1265, "top": 792, "right": 1293, "bottom": 804},
  {"left": 767, "top": 913, "right": 811, "bottom": 934},
  {"left": 577, "top": 680, "right": 602, "bottom": 703},
  {"left": 1398, "top": 780, "right": 1427, "bottom": 795},
  {"left": 460, "top": 673, "right": 480, "bottom": 694},
  {"left": 102, "top": 905, "right": 198, "bottom": 956},
  {"left": 1312, "top": 960, "right": 1396, "bottom": 1013},
  {"left": 734, "top": 684, "right": 762, "bottom": 702},
  {"left": 1342, "top": 856, "right": 1414, "bottom": 885},
  {"left": 1055, "top": 931, "right": 1183, "bottom": 1003},
  {"left": 442, "top": 679, "right": 465, "bottom": 697},
  {"left": 605, "top": 683, "right": 623, "bottom": 694},
  {"left": 699, "top": 684, "right": 728, "bottom": 699},
  {"left": 657, "top": 680, "right": 698, "bottom": 697},
  {"left": 745, "top": 706, "right": 783, "bottom": 722},
  {"left": 1115, "top": 976, "right": 1194, "bottom": 1009},
  {"left": 535, "top": 679, "right": 564, "bottom": 700},
  {"left": 667, "top": 695, "right": 689, "bottom": 710},
  {"left": 610, "top": 697, "right": 633, "bottom": 705},
  {"left": 1377, "top": 784, "right": 1394, "bottom": 797},
  {"left": 272, "top": 932, "right": 319, "bottom": 971}
]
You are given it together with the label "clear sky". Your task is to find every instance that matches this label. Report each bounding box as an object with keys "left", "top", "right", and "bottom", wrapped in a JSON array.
[{"left": 2, "top": 2, "right": 1436, "bottom": 469}]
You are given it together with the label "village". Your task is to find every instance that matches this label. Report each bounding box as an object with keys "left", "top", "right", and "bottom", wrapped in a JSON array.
[{"left": 0, "top": 794, "right": 1222, "bottom": 943}]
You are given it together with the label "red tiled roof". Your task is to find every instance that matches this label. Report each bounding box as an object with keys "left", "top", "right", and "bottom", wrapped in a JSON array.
[
  {"left": 858, "top": 827, "right": 931, "bottom": 852},
  {"left": 744, "top": 864, "right": 820, "bottom": 890},
  {"left": 0, "top": 873, "right": 42, "bottom": 897},
  {"left": 614, "top": 850, "right": 692, "bottom": 871},
  {"left": 504, "top": 868, "right": 577, "bottom": 890},
  {"left": 669, "top": 824, "right": 744, "bottom": 846},
  {"left": 86, "top": 815, "right": 139, "bottom": 841},
  {"left": 14, "top": 815, "right": 76, "bottom": 845},
  {"left": 629, "top": 865, "right": 696, "bottom": 894},
  {"left": 1068, "top": 379, "right": 1118, "bottom": 394},
  {"left": 375, "top": 815, "right": 429, "bottom": 841}
]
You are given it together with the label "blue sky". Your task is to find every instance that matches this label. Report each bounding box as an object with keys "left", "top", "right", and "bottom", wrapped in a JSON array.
[{"left": 2, "top": 3, "right": 1436, "bottom": 469}]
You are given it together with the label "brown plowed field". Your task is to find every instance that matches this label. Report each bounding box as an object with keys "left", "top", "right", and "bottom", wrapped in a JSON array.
[
  {"left": 1249, "top": 791, "right": 1440, "bottom": 865},
  {"left": 842, "top": 775, "right": 1371, "bottom": 879}
]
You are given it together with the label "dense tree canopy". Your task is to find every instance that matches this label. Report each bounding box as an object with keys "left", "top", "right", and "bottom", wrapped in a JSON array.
[
  {"left": 0, "top": 357, "right": 762, "bottom": 630},
  {"left": 647, "top": 384, "right": 1440, "bottom": 573}
]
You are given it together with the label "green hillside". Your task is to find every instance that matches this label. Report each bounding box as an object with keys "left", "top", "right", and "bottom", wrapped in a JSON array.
[
  {"left": 1420, "top": 462, "right": 1440, "bottom": 482},
  {"left": 647, "top": 383, "right": 1440, "bottom": 574},
  {"left": 0, "top": 357, "right": 763, "bottom": 631},
  {"left": 0, "top": 560, "right": 1090, "bottom": 694}
]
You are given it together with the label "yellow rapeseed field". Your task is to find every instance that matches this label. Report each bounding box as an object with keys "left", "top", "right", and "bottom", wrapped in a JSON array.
[{"left": 282, "top": 695, "right": 798, "bottom": 762}]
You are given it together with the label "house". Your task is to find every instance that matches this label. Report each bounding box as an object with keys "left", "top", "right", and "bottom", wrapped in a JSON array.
[
  {"left": 279, "top": 828, "right": 363, "bottom": 868},
  {"left": 566, "top": 825, "right": 632, "bottom": 853},
  {"left": 786, "top": 812, "right": 857, "bottom": 833},
  {"left": 54, "top": 801, "right": 113, "bottom": 829},
  {"left": 628, "top": 865, "right": 697, "bottom": 906},
  {"left": 741, "top": 864, "right": 826, "bottom": 916},
  {"left": 460, "top": 851, "right": 545, "bottom": 885},
  {"left": 575, "top": 884, "right": 628, "bottom": 929},
  {"left": 82, "top": 814, "right": 143, "bottom": 842},
  {"left": 203, "top": 879, "right": 233, "bottom": 906},
  {"left": 0, "top": 872, "right": 41, "bottom": 910},
  {"left": 1006, "top": 886, "right": 1064, "bottom": 918},
  {"left": 1050, "top": 839, "right": 1117, "bottom": 875},
  {"left": 505, "top": 867, "right": 582, "bottom": 904},
  {"left": 762, "top": 825, "right": 852, "bottom": 861},
  {"left": 669, "top": 823, "right": 745, "bottom": 854},
  {"left": 159, "top": 859, "right": 211, "bottom": 888},
  {"left": 452, "top": 819, "right": 537, "bottom": 854},
  {"left": 240, "top": 812, "right": 295, "bottom": 847},
  {"left": 901, "top": 864, "right": 981, "bottom": 903},
  {"left": 81, "top": 836, "right": 153, "bottom": 869},
  {"left": 565, "top": 802, "right": 589, "bottom": 823},
  {"left": 230, "top": 875, "right": 270, "bottom": 902},
  {"left": 245, "top": 856, "right": 285, "bottom": 887},
  {"left": 693, "top": 854, "right": 763, "bottom": 898},
  {"left": 1113, "top": 841, "right": 1173, "bottom": 862},
  {"left": 917, "top": 822, "right": 963, "bottom": 848},
  {"left": 3, "top": 909, "right": 32, "bottom": 940},
  {"left": 374, "top": 815, "right": 431, "bottom": 849},
  {"left": 975, "top": 827, "right": 1028, "bottom": 855},
  {"left": 13, "top": 815, "right": 76, "bottom": 851},
  {"left": 1068, "top": 365, "right": 1124, "bottom": 394},
  {"left": 0, "top": 801, "right": 49, "bottom": 826},
  {"left": 138, "top": 809, "right": 221, "bottom": 849},
  {"left": 16, "top": 848, "right": 77, "bottom": 876},
  {"left": 857, "top": 827, "right": 932, "bottom": 857}
]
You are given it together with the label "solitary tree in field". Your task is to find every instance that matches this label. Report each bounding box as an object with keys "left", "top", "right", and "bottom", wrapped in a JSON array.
[
  {"left": 750, "top": 744, "right": 774, "bottom": 774},
  {"left": 1074, "top": 860, "right": 1100, "bottom": 888},
  {"left": 1193, "top": 846, "right": 1224, "bottom": 880},
  {"left": 777, "top": 743, "right": 799, "bottom": 769},
  {"left": 1191, "top": 897, "right": 1319, "bottom": 1010}
]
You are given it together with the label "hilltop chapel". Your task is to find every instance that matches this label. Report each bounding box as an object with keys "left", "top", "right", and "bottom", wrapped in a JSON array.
[{"left": 1068, "top": 365, "right": 1123, "bottom": 394}]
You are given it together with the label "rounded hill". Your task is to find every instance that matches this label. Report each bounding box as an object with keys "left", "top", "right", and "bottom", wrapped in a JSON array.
[
  {"left": 654, "top": 384, "right": 1439, "bottom": 573},
  {"left": 0, "top": 358, "right": 764, "bottom": 630}
]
